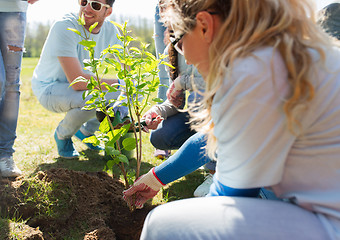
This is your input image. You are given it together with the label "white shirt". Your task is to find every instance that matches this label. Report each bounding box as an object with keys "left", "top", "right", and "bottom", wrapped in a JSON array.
[
  {"left": 212, "top": 46, "right": 340, "bottom": 239},
  {"left": 31, "top": 13, "right": 121, "bottom": 100}
]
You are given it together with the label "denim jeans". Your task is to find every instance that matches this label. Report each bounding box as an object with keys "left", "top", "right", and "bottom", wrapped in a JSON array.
[
  {"left": 154, "top": 4, "right": 169, "bottom": 102},
  {"left": 150, "top": 110, "right": 196, "bottom": 150},
  {"left": 0, "top": 12, "right": 26, "bottom": 158},
  {"left": 38, "top": 82, "right": 120, "bottom": 139}
]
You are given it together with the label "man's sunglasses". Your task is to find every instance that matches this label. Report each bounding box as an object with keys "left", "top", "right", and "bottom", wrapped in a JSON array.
[{"left": 79, "top": 0, "right": 110, "bottom": 12}]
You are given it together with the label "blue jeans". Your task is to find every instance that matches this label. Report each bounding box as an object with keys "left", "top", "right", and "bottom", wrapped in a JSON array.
[
  {"left": 150, "top": 111, "right": 196, "bottom": 150},
  {"left": 0, "top": 12, "right": 26, "bottom": 158},
  {"left": 150, "top": 91, "right": 197, "bottom": 150},
  {"left": 154, "top": 4, "right": 168, "bottom": 102},
  {"left": 38, "top": 82, "right": 120, "bottom": 139}
]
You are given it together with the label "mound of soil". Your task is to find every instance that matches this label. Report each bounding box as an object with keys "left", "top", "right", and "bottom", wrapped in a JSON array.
[{"left": 0, "top": 168, "right": 154, "bottom": 240}]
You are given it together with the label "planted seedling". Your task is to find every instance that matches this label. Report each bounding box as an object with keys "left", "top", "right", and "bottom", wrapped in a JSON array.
[{"left": 68, "top": 16, "right": 171, "bottom": 210}]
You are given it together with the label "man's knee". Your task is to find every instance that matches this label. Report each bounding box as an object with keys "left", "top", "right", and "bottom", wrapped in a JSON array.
[{"left": 8, "top": 45, "right": 23, "bottom": 52}]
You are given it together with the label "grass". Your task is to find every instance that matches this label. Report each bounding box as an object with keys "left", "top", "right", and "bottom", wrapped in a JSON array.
[
  {"left": 18, "top": 57, "right": 206, "bottom": 192},
  {"left": 17, "top": 58, "right": 158, "bottom": 175},
  {"left": 0, "top": 58, "right": 204, "bottom": 239},
  {"left": 16, "top": 57, "right": 206, "bottom": 198},
  {"left": 0, "top": 218, "right": 32, "bottom": 240},
  {"left": 1, "top": 57, "right": 206, "bottom": 239}
]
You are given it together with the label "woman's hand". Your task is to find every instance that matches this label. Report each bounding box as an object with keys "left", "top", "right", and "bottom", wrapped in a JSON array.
[
  {"left": 166, "top": 78, "right": 185, "bottom": 108},
  {"left": 123, "top": 168, "right": 165, "bottom": 209},
  {"left": 141, "top": 106, "right": 164, "bottom": 132}
]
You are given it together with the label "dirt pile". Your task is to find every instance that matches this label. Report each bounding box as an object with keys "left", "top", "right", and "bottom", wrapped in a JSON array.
[{"left": 0, "top": 168, "right": 153, "bottom": 240}]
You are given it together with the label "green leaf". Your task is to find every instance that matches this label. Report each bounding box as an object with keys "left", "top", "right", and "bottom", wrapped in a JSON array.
[
  {"left": 111, "top": 44, "right": 124, "bottom": 50},
  {"left": 67, "top": 28, "right": 81, "bottom": 36},
  {"left": 79, "top": 40, "right": 97, "bottom": 48},
  {"left": 152, "top": 97, "right": 164, "bottom": 103},
  {"left": 107, "top": 128, "right": 123, "bottom": 144},
  {"left": 122, "top": 137, "right": 136, "bottom": 151},
  {"left": 117, "top": 71, "right": 125, "bottom": 80},
  {"left": 110, "top": 21, "right": 123, "bottom": 31},
  {"left": 103, "top": 67, "right": 109, "bottom": 75},
  {"left": 129, "top": 47, "right": 141, "bottom": 54},
  {"left": 158, "top": 53, "right": 168, "bottom": 60},
  {"left": 89, "top": 22, "right": 98, "bottom": 33},
  {"left": 117, "top": 154, "right": 129, "bottom": 165},
  {"left": 82, "top": 105, "right": 96, "bottom": 110},
  {"left": 136, "top": 82, "right": 147, "bottom": 89},
  {"left": 162, "top": 61, "right": 175, "bottom": 69},
  {"left": 106, "top": 160, "right": 115, "bottom": 169},
  {"left": 105, "top": 146, "right": 120, "bottom": 157},
  {"left": 102, "top": 82, "right": 119, "bottom": 92},
  {"left": 125, "top": 35, "right": 135, "bottom": 43},
  {"left": 83, "top": 135, "right": 99, "bottom": 146},
  {"left": 120, "top": 123, "right": 131, "bottom": 136},
  {"left": 144, "top": 52, "right": 156, "bottom": 60},
  {"left": 99, "top": 117, "right": 110, "bottom": 133},
  {"left": 70, "top": 76, "right": 87, "bottom": 86},
  {"left": 79, "top": 14, "right": 86, "bottom": 26}
]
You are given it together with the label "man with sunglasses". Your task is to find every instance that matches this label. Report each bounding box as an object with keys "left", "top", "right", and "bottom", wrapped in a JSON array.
[{"left": 31, "top": 0, "right": 126, "bottom": 158}]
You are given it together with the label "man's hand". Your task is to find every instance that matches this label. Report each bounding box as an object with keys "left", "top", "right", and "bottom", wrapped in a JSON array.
[{"left": 123, "top": 168, "right": 164, "bottom": 209}]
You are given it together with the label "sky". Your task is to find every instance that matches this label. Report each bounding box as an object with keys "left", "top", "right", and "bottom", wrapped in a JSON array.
[
  {"left": 27, "top": 0, "right": 156, "bottom": 24},
  {"left": 26, "top": 0, "right": 338, "bottom": 24}
]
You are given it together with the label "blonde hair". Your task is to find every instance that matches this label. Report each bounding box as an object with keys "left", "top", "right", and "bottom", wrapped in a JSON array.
[{"left": 161, "top": 0, "right": 334, "bottom": 159}]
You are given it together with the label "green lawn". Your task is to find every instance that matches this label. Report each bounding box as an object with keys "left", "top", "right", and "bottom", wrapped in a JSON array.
[
  {"left": 1, "top": 56, "right": 206, "bottom": 238},
  {"left": 15, "top": 57, "right": 206, "bottom": 203}
]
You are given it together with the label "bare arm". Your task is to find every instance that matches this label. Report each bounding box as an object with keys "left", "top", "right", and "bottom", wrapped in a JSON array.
[{"left": 58, "top": 56, "right": 119, "bottom": 91}]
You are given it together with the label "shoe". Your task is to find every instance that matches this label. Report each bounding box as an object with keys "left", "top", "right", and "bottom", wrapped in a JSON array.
[
  {"left": 74, "top": 130, "right": 104, "bottom": 151},
  {"left": 193, "top": 173, "right": 213, "bottom": 197},
  {"left": 0, "top": 156, "right": 22, "bottom": 177},
  {"left": 153, "top": 149, "right": 171, "bottom": 159},
  {"left": 54, "top": 131, "right": 79, "bottom": 158}
]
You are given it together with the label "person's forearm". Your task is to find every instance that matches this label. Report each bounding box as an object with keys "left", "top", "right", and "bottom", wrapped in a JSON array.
[
  {"left": 154, "top": 132, "right": 210, "bottom": 184},
  {"left": 155, "top": 100, "right": 179, "bottom": 119}
]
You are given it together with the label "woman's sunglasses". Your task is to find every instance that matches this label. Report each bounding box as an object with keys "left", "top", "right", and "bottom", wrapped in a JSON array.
[
  {"left": 169, "top": 11, "right": 220, "bottom": 55},
  {"left": 79, "top": 0, "right": 110, "bottom": 12},
  {"left": 169, "top": 32, "right": 185, "bottom": 55}
]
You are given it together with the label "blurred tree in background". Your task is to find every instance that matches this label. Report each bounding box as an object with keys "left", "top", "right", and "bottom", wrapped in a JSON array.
[{"left": 24, "top": 15, "right": 155, "bottom": 58}]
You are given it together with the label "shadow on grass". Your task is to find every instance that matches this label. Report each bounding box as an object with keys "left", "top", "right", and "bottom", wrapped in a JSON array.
[
  {"left": 35, "top": 149, "right": 108, "bottom": 175},
  {"left": 33, "top": 147, "right": 206, "bottom": 204},
  {"left": 163, "top": 170, "right": 206, "bottom": 202},
  {"left": 35, "top": 149, "right": 156, "bottom": 182}
]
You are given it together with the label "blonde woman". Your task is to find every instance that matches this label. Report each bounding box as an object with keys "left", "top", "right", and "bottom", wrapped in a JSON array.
[{"left": 133, "top": 0, "right": 340, "bottom": 239}]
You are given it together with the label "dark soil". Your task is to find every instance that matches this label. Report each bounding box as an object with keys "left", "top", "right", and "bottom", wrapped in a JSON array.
[{"left": 0, "top": 168, "right": 154, "bottom": 240}]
